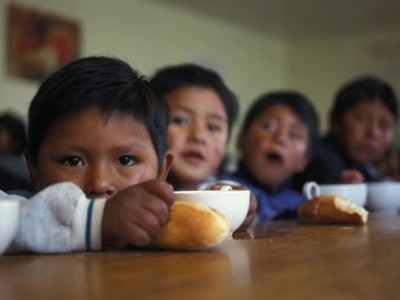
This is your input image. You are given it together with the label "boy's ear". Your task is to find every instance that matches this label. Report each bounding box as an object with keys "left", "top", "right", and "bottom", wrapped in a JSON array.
[
  {"left": 296, "top": 155, "right": 310, "bottom": 172},
  {"left": 329, "top": 112, "right": 339, "bottom": 134},
  {"left": 236, "top": 133, "right": 245, "bottom": 151},
  {"left": 25, "top": 153, "right": 38, "bottom": 189},
  {"left": 158, "top": 151, "right": 173, "bottom": 180}
]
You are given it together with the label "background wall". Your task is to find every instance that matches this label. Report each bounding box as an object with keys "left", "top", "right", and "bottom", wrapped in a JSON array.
[
  {"left": 1, "top": 0, "right": 400, "bottom": 157},
  {"left": 287, "top": 30, "right": 400, "bottom": 133}
]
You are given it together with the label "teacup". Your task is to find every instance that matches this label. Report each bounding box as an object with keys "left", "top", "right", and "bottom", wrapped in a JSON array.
[
  {"left": 303, "top": 181, "right": 367, "bottom": 207},
  {"left": 0, "top": 200, "right": 20, "bottom": 254},
  {"left": 173, "top": 189, "right": 250, "bottom": 233},
  {"left": 367, "top": 182, "right": 400, "bottom": 214}
]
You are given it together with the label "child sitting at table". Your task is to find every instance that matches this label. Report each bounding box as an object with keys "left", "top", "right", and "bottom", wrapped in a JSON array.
[
  {"left": 222, "top": 91, "right": 319, "bottom": 222},
  {"left": 1, "top": 56, "right": 174, "bottom": 253},
  {"left": 293, "top": 76, "right": 398, "bottom": 187},
  {"left": 150, "top": 63, "right": 256, "bottom": 229}
]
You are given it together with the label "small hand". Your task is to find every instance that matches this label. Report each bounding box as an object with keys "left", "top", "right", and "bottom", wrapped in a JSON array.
[
  {"left": 101, "top": 180, "right": 174, "bottom": 250},
  {"left": 210, "top": 183, "right": 257, "bottom": 232},
  {"left": 338, "top": 169, "right": 365, "bottom": 184}
]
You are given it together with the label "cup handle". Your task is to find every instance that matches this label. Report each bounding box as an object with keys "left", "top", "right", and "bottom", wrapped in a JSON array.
[{"left": 303, "top": 181, "right": 320, "bottom": 200}]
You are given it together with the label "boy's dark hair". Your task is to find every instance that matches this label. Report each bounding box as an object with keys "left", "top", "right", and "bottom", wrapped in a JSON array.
[
  {"left": 330, "top": 76, "right": 398, "bottom": 122},
  {"left": 28, "top": 56, "right": 169, "bottom": 167},
  {"left": 150, "top": 63, "right": 239, "bottom": 139},
  {"left": 0, "top": 112, "right": 27, "bottom": 155},
  {"left": 240, "top": 91, "right": 319, "bottom": 156}
]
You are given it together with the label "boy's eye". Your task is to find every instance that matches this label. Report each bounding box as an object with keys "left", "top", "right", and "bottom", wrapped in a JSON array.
[
  {"left": 171, "top": 116, "right": 188, "bottom": 126},
  {"left": 262, "top": 121, "right": 276, "bottom": 132},
  {"left": 354, "top": 113, "right": 367, "bottom": 123},
  {"left": 379, "top": 119, "right": 394, "bottom": 131},
  {"left": 64, "top": 156, "right": 83, "bottom": 167},
  {"left": 207, "top": 123, "right": 222, "bottom": 132},
  {"left": 118, "top": 156, "right": 136, "bottom": 166},
  {"left": 289, "top": 130, "right": 304, "bottom": 141}
]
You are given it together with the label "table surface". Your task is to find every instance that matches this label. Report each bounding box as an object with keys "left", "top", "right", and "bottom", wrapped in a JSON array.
[{"left": 1, "top": 214, "right": 399, "bottom": 300}]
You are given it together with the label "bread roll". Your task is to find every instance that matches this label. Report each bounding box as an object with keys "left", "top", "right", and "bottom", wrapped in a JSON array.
[
  {"left": 155, "top": 201, "right": 231, "bottom": 250},
  {"left": 298, "top": 194, "right": 368, "bottom": 224}
]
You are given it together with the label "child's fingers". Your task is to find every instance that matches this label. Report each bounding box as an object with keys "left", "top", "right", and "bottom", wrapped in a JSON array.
[
  {"left": 141, "top": 198, "right": 171, "bottom": 225},
  {"left": 124, "top": 222, "right": 152, "bottom": 247},
  {"left": 141, "top": 180, "right": 175, "bottom": 207},
  {"left": 130, "top": 210, "right": 163, "bottom": 237},
  {"left": 339, "top": 169, "right": 364, "bottom": 183}
]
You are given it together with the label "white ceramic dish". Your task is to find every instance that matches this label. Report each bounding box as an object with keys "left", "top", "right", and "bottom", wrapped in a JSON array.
[
  {"left": 303, "top": 181, "right": 367, "bottom": 207},
  {"left": 367, "top": 182, "right": 400, "bottom": 214},
  {"left": 174, "top": 190, "right": 250, "bottom": 232},
  {"left": 0, "top": 200, "right": 20, "bottom": 254}
]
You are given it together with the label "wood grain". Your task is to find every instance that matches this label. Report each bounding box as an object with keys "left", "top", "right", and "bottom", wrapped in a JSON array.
[{"left": 1, "top": 214, "right": 399, "bottom": 299}]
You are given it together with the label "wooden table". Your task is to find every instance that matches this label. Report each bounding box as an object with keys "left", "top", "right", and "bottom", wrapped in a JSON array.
[{"left": 1, "top": 214, "right": 400, "bottom": 299}]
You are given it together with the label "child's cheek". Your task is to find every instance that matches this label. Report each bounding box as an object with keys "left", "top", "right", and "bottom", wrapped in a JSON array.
[
  {"left": 167, "top": 131, "right": 181, "bottom": 152},
  {"left": 292, "top": 141, "right": 307, "bottom": 157},
  {"left": 213, "top": 140, "right": 227, "bottom": 159}
]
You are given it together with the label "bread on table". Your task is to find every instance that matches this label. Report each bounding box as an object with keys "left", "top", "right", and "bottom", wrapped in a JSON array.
[
  {"left": 298, "top": 194, "right": 368, "bottom": 224},
  {"left": 154, "top": 201, "right": 231, "bottom": 250}
]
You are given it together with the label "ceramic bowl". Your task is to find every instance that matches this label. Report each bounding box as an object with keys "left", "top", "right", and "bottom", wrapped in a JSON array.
[
  {"left": 173, "top": 190, "right": 250, "bottom": 232},
  {"left": 0, "top": 200, "right": 19, "bottom": 254},
  {"left": 367, "top": 182, "right": 400, "bottom": 214},
  {"left": 303, "top": 181, "right": 367, "bottom": 207}
]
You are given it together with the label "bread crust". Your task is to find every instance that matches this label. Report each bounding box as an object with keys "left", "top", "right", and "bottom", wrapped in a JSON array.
[
  {"left": 155, "top": 201, "right": 231, "bottom": 250},
  {"left": 298, "top": 194, "right": 368, "bottom": 224}
]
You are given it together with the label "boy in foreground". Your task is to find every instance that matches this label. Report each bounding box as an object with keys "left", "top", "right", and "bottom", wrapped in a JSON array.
[{"left": 2, "top": 56, "right": 174, "bottom": 253}]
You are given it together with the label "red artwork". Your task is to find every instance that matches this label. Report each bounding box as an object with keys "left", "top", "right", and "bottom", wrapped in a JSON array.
[{"left": 7, "top": 3, "right": 80, "bottom": 81}]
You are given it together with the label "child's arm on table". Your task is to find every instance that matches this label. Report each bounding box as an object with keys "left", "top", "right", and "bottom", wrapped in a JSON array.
[
  {"left": 4, "top": 182, "right": 102, "bottom": 253},
  {"left": 4, "top": 180, "right": 174, "bottom": 253}
]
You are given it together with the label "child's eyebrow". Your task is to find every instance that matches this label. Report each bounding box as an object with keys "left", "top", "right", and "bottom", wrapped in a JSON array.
[
  {"left": 172, "top": 105, "right": 227, "bottom": 121},
  {"left": 207, "top": 113, "right": 227, "bottom": 122},
  {"left": 113, "top": 142, "right": 151, "bottom": 153}
]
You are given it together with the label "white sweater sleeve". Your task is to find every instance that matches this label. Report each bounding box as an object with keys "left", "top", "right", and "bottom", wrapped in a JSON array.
[{"left": 2, "top": 182, "right": 106, "bottom": 253}]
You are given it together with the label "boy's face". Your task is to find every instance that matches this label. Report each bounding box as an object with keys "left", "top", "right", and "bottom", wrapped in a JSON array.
[
  {"left": 237, "top": 104, "right": 309, "bottom": 186},
  {"left": 332, "top": 99, "right": 395, "bottom": 165},
  {"left": 166, "top": 86, "right": 229, "bottom": 188},
  {"left": 28, "top": 106, "right": 171, "bottom": 199}
]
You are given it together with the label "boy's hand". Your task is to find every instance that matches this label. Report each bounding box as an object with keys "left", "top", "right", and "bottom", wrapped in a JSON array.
[
  {"left": 210, "top": 184, "right": 257, "bottom": 232},
  {"left": 338, "top": 169, "right": 364, "bottom": 184},
  {"left": 101, "top": 180, "right": 174, "bottom": 250}
]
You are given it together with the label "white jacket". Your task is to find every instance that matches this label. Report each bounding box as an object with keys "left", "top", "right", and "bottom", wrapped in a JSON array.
[{"left": 1, "top": 182, "right": 106, "bottom": 253}]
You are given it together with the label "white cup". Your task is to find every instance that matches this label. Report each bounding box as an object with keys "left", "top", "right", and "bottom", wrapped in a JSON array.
[
  {"left": 0, "top": 200, "right": 20, "bottom": 254},
  {"left": 303, "top": 181, "right": 367, "bottom": 207},
  {"left": 173, "top": 189, "right": 250, "bottom": 233},
  {"left": 367, "top": 182, "right": 400, "bottom": 214}
]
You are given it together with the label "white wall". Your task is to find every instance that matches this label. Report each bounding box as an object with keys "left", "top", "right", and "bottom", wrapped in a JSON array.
[
  {"left": 286, "top": 30, "right": 400, "bottom": 133},
  {"left": 2, "top": 0, "right": 400, "bottom": 151},
  {"left": 0, "top": 0, "right": 287, "bottom": 157}
]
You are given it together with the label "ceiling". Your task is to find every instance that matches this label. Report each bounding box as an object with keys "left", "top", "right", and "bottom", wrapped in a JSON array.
[{"left": 154, "top": 0, "right": 400, "bottom": 38}]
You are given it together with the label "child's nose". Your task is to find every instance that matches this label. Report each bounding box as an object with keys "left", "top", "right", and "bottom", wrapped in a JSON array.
[
  {"left": 272, "top": 128, "right": 288, "bottom": 145},
  {"left": 366, "top": 120, "right": 380, "bottom": 138},
  {"left": 188, "top": 121, "right": 206, "bottom": 142},
  {"left": 84, "top": 164, "right": 115, "bottom": 198}
]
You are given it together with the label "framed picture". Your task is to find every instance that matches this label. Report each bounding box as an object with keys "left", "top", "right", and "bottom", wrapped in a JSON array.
[{"left": 6, "top": 3, "right": 80, "bottom": 82}]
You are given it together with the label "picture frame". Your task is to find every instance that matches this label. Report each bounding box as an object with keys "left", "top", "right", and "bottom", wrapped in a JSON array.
[{"left": 6, "top": 3, "right": 80, "bottom": 82}]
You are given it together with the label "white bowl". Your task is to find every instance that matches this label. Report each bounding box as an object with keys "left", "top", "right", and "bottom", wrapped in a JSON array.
[
  {"left": 0, "top": 200, "right": 19, "bottom": 254},
  {"left": 303, "top": 181, "right": 367, "bottom": 207},
  {"left": 173, "top": 190, "right": 250, "bottom": 232},
  {"left": 367, "top": 182, "right": 400, "bottom": 213}
]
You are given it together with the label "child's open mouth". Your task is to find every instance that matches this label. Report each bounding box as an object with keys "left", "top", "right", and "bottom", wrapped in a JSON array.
[
  {"left": 182, "top": 150, "right": 206, "bottom": 165},
  {"left": 265, "top": 151, "right": 284, "bottom": 165}
]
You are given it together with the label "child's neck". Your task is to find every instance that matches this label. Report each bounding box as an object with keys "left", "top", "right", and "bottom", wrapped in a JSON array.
[
  {"left": 236, "top": 160, "right": 289, "bottom": 194},
  {"left": 167, "top": 174, "right": 201, "bottom": 191}
]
